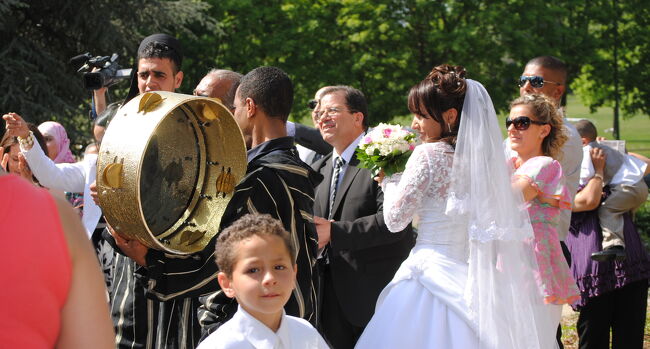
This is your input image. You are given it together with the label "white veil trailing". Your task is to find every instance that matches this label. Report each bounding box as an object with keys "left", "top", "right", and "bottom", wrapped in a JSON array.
[{"left": 446, "top": 79, "right": 557, "bottom": 349}]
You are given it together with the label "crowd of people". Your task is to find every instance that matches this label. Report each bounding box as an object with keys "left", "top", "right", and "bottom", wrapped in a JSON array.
[{"left": 1, "top": 32, "right": 649, "bottom": 349}]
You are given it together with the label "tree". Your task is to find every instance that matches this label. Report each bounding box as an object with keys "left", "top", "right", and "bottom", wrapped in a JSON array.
[
  {"left": 191, "top": 0, "right": 613, "bottom": 124},
  {"left": 0, "top": 0, "right": 215, "bottom": 150},
  {"left": 571, "top": 0, "right": 650, "bottom": 119}
]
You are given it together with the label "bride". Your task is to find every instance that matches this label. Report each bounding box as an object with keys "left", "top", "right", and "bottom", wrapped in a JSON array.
[{"left": 355, "top": 65, "right": 557, "bottom": 349}]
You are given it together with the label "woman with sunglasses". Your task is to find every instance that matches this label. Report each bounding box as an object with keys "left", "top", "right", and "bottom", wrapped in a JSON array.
[
  {"left": 357, "top": 66, "right": 557, "bottom": 349},
  {"left": 508, "top": 94, "right": 580, "bottom": 342}
]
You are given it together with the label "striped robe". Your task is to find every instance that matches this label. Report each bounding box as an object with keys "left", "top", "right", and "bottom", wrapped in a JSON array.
[{"left": 104, "top": 137, "right": 321, "bottom": 348}]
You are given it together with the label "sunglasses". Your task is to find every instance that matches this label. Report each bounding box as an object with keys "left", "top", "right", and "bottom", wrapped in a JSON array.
[
  {"left": 308, "top": 99, "right": 318, "bottom": 110},
  {"left": 518, "top": 75, "right": 562, "bottom": 88},
  {"left": 505, "top": 116, "right": 547, "bottom": 130}
]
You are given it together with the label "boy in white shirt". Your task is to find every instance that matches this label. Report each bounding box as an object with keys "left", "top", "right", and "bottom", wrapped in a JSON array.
[
  {"left": 574, "top": 120, "right": 648, "bottom": 262},
  {"left": 197, "top": 214, "right": 329, "bottom": 349}
]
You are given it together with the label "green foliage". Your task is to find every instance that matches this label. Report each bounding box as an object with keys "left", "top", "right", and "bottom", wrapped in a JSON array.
[
  {"left": 636, "top": 200, "right": 650, "bottom": 251},
  {"left": 2, "top": 0, "right": 648, "bottom": 151},
  {"left": 194, "top": 0, "right": 650, "bottom": 128},
  {"left": 570, "top": 0, "right": 650, "bottom": 118},
  {"left": 0, "top": 0, "right": 215, "bottom": 153}
]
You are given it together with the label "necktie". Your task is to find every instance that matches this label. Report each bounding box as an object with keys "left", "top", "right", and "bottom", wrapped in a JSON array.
[
  {"left": 311, "top": 152, "right": 323, "bottom": 163},
  {"left": 328, "top": 157, "right": 345, "bottom": 220}
]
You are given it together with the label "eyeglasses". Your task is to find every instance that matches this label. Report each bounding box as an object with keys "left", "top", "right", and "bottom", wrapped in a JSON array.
[
  {"left": 518, "top": 75, "right": 562, "bottom": 88},
  {"left": 505, "top": 116, "right": 547, "bottom": 131},
  {"left": 315, "top": 107, "right": 356, "bottom": 121},
  {"left": 308, "top": 99, "right": 318, "bottom": 110}
]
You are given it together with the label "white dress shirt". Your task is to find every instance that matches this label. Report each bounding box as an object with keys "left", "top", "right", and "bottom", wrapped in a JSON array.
[
  {"left": 330, "top": 133, "right": 364, "bottom": 191},
  {"left": 557, "top": 120, "right": 583, "bottom": 241},
  {"left": 21, "top": 142, "right": 101, "bottom": 237},
  {"left": 197, "top": 306, "right": 329, "bottom": 349},
  {"left": 579, "top": 144, "right": 647, "bottom": 186}
]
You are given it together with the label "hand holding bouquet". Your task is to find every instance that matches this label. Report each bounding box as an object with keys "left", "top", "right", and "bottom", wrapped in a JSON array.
[{"left": 356, "top": 123, "right": 418, "bottom": 177}]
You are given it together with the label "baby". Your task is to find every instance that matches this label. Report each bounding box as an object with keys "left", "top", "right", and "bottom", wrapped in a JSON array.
[
  {"left": 197, "top": 213, "right": 329, "bottom": 348},
  {"left": 574, "top": 120, "right": 648, "bottom": 262}
]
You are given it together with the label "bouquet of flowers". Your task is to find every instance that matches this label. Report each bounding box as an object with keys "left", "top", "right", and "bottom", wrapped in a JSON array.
[{"left": 356, "top": 123, "right": 419, "bottom": 177}]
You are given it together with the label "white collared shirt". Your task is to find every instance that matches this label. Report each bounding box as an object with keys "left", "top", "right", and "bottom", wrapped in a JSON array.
[
  {"left": 197, "top": 306, "right": 329, "bottom": 349},
  {"left": 580, "top": 144, "right": 647, "bottom": 186},
  {"left": 330, "top": 132, "right": 365, "bottom": 191}
]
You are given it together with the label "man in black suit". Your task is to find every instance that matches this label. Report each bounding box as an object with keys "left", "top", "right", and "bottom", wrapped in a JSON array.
[{"left": 312, "top": 86, "right": 415, "bottom": 349}]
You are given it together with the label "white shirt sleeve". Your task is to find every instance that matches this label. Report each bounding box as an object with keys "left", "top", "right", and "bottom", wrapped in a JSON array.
[
  {"left": 579, "top": 144, "right": 595, "bottom": 186},
  {"left": 21, "top": 141, "right": 87, "bottom": 193},
  {"left": 611, "top": 153, "right": 647, "bottom": 185}
]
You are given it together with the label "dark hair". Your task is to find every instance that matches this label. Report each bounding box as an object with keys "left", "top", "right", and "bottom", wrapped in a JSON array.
[
  {"left": 237, "top": 66, "right": 293, "bottom": 122},
  {"left": 525, "top": 56, "right": 567, "bottom": 84},
  {"left": 574, "top": 119, "right": 598, "bottom": 142},
  {"left": 1, "top": 123, "right": 49, "bottom": 173},
  {"left": 215, "top": 214, "right": 295, "bottom": 276},
  {"left": 320, "top": 85, "right": 369, "bottom": 130},
  {"left": 408, "top": 64, "right": 467, "bottom": 147},
  {"left": 206, "top": 69, "right": 243, "bottom": 110},
  {"left": 137, "top": 41, "right": 182, "bottom": 74}
]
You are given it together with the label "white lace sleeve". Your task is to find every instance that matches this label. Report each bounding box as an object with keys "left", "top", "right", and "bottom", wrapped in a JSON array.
[{"left": 381, "top": 143, "right": 452, "bottom": 232}]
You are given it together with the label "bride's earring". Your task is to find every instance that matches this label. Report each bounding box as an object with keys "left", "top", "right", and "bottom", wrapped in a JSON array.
[{"left": 447, "top": 123, "right": 452, "bottom": 133}]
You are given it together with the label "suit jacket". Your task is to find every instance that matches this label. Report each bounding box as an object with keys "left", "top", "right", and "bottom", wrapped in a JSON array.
[{"left": 312, "top": 152, "right": 415, "bottom": 327}]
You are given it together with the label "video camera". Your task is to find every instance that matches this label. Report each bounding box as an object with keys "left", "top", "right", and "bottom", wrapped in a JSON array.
[{"left": 70, "top": 52, "right": 132, "bottom": 90}]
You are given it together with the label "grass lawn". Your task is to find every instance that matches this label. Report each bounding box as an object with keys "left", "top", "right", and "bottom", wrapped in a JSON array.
[{"left": 563, "top": 94, "right": 650, "bottom": 157}]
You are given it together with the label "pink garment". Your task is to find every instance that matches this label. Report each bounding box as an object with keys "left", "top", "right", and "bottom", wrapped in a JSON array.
[
  {"left": 38, "top": 121, "right": 76, "bottom": 163},
  {"left": 0, "top": 174, "right": 72, "bottom": 348},
  {"left": 513, "top": 156, "right": 580, "bottom": 305}
]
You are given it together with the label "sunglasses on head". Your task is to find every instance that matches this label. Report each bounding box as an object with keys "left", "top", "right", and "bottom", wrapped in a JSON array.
[
  {"left": 308, "top": 99, "right": 318, "bottom": 110},
  {"left": 518, "top": 75, "right": 562, "bottom": 88},
  {"left": 506, "top": 116, "right": 548, "bottom": 130}
]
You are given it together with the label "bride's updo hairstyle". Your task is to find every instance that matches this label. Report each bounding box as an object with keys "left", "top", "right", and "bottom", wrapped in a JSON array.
[
  {"left": 510, "top": 94, "right": 567, "bottom": 160},
  {"left": 407, "top": 64, "right": 467, "bottom": 147}
]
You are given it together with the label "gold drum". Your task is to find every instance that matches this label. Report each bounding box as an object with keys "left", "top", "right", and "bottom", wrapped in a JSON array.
[{"left": 97, "top": 91, "right": 247, "bottom": 254}]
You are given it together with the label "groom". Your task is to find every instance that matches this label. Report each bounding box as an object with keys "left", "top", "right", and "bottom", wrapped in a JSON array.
[{"left": 312, "top": 85, "right": 415, "bottom": 348}]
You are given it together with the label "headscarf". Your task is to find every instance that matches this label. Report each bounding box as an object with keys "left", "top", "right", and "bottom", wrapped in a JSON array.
[
  {"left": 123, "top": 33, "right": 183, "bottom": 104},
  {"left": 38, "top": 121, "right": 75, "bottom": 164}
]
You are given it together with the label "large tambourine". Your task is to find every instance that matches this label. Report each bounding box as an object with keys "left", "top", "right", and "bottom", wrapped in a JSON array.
[{"left": 97, "top": 91, "right": 247, "bottom": 254}]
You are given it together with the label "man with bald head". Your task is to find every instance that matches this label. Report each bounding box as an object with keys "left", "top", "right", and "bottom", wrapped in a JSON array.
[
  {"left": 193, "top": 69, "right": 243, "bottom": 112},
  {"left": 291, "top": 86, "right": 333, "bottom": 163}
]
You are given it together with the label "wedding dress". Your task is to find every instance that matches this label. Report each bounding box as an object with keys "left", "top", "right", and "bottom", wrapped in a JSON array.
[
  {"left": 355, "top": 141, "right": 480, "bottom": 348},
  {"left": 356, "top": 79, "right": 558, "bottom": 349}
]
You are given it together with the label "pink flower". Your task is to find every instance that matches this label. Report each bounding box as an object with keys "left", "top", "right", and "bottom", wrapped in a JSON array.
[
  {"left": 383, "top": 128, "right": 392, "bottom": 138},
  {"left": 409, "top": 144, "right": 415, "bottom": 151},
  {"left": 362, "top": 136, "right": 372, "bottom": 145}
]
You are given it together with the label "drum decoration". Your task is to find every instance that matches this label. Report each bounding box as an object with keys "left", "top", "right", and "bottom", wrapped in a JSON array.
[{"left": 97, "top": 91, "right": 247, "bottom": 254}]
